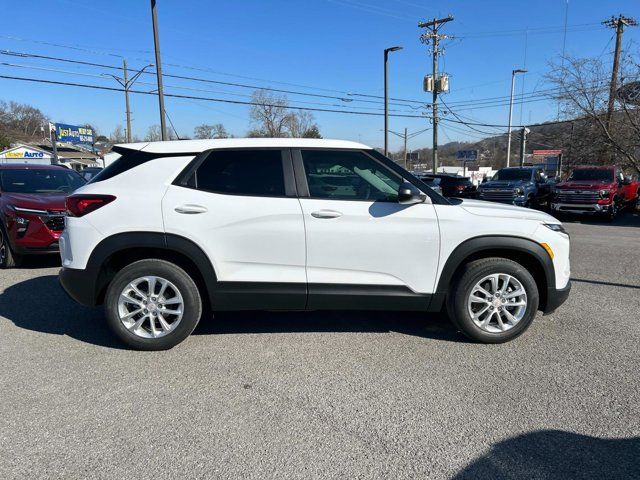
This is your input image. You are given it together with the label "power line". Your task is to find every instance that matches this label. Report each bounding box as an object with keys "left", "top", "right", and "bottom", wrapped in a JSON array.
[
  {"left": 0, "top": 73, "right": 431, "bottom": 119},
  {"left": 0, "top": 61, "right": 420, "bottom": 114},
  {"left": 0, "top": 49, "right": 427, "bottom": 108}
]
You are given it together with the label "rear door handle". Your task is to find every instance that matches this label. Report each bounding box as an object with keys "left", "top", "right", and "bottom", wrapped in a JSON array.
[
  {"left": 311, "top": 209, "right": 343, "bottom": 219},
  {"left": 174, "top": 204, "right": 208, "bottom": 214}
]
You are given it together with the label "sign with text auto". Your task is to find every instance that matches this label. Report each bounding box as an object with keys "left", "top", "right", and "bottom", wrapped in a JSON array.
[{"left": 55, "top": 123, "right": 94, "bottom": 144}]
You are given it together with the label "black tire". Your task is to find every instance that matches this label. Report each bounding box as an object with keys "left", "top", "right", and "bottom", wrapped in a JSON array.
[
  {"left": 104, "top": 259, "right": 203, "bottom": 350},
  {"left": 605, "top": 200, "right": 619, "bottom": 222},
  {"left": 0, "top": 225, "right": 21, "bottom": 269},
  {"left": 446, "top": 257, "right": 539, "bottom": 344}
]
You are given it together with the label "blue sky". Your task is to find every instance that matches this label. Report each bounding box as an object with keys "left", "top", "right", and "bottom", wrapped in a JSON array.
[{"left": 1, "top": 0, "right": 638, "bottom": 150}]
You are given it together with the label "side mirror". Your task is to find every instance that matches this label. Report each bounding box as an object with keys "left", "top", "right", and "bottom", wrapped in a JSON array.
[{"left": 398, "top": 182, "right": 426, "bottom": 205}]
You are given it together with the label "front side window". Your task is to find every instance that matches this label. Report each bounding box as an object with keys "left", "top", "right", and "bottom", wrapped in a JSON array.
[
  {"left": 193, "top": 149, "right": 285, "bottom": 197},
  {"left": 0, "top": 169, "right": 85, "bottom": 193},
  {"left": 301, "top": 150, "right": 401, "bottom": 201}
]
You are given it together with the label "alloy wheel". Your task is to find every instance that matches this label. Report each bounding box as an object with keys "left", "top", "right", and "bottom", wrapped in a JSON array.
[
  {"left": 467, "top": 273, "right": 528, "bottom": 333},
  {"left": 117, "top": 276, "right": 184, "bottom": 338}
]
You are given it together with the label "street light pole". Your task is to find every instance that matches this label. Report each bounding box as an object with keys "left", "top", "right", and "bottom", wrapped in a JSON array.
[
  {"left": 506, "top": 68, "right": 527, "bottom": 167},
  {"left": 150, "top": 0, "right": 168, "bottom": 141},
  {"left": 384, "top": 46, "right": 402, "bottom": 157}
]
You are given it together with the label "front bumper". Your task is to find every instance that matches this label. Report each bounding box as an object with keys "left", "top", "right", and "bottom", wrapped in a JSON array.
[
  {"left": 59, "top": 266, "right": 99, "bottom": 306},
  {"left": 551, "top": 202, "right": 612, "bottom": 214},
  {"left": 543, "top": 280, "right": 571, "bottom": 314}
]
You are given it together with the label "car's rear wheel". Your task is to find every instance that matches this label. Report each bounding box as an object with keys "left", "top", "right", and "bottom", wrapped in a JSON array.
[
  {"left": 0, "top": 226, "right": 21, "bottom": 269},
  {"left": 447, "top": 257, "right": 539, "bottom": 343},
  {"left": 104, "top": 259, "right": 203, "bottom": 350}
]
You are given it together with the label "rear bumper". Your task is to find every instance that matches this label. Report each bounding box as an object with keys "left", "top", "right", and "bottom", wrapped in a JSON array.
[
  {"left": 59, "top": 266, "right": 99, "bottom": 306},
  {"left": 543, "top": 280, "right": 571, "bottom": 315}
]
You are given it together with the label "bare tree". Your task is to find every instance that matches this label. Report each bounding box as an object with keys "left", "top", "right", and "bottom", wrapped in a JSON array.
[
  {"left": 110, "top": 125, "right": 127, "bottom": 143},
  {"left": 0, "top": 100, "right": 49, "bottom": 142},
  {"left": 144, "top": 124, "right": 178, "bottom": 141},
  {"left": 249, "top": 89, "right": 292, "bottom": 137},
  {"left": 194, "top": 123, "right": 229, "bottom": 139},
  {"left": 248, "top": 89, "right": 322, "bottom": 138},
  {"left": 286, "top": 110, "right": 321, "bottom": 138},
  {"left": 546, "top": 54, "right": 640, "bottom": 173}
]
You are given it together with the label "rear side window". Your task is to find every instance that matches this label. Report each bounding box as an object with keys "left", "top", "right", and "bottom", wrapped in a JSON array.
[
  {"left": 192, "top": 149, "right": 285, "bottom": 197},
  {"left": 89, "top": 150, "right": 149, "bottom": 183}
]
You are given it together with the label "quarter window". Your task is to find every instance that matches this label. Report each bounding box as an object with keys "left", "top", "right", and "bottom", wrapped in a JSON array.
[
  {"left": 301, "top": 150, "right": 401, "bottom": 201},
  {"left": 193, "top": 149, "right": 285, "bottom": 196}
]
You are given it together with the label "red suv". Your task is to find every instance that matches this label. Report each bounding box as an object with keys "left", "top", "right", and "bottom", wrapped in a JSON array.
[{"left": 0, "top": 164, "right": 85, "bottom": 267}]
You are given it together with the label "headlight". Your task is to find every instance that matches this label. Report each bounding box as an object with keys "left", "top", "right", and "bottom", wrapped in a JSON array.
[
  {"left": 514, "top": 187, "right": 524, "bottom": 195},
  {"left": 599, "top": 189, "right": 610, "bottom": 198},
  {"left": 543, "top": 223, "right": 568, "bottom": 236}
]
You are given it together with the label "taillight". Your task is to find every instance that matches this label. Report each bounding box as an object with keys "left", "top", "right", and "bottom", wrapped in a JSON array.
[{"left": 66, "top": 195, "right": 116, "bottom": 217}]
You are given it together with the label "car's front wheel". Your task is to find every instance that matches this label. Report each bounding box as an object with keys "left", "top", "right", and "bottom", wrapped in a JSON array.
[
  {"left": 447, "top": 257, "right": 539, "bottom": 343},
  {"left": 104, "top": 259, "right": 203, "bottom": 350},
  {"left": 0, "top": 226, "right": 21, "bottom": 268}
]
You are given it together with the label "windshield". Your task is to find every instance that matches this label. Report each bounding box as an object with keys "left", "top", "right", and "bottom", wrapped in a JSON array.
[
  {"left": 568, "top": 169, "right": 614, "bottom": 182},
  {"left": 491, "top": 169, "right": 532, "bottom": 181},
  {"left": 0, "top": 169, "right": 86, "bottom": 194}
]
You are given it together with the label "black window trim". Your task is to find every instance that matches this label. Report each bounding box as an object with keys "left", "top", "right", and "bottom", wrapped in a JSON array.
[{"left": 172, "top": 147, "right": 297, "bottom": 199}]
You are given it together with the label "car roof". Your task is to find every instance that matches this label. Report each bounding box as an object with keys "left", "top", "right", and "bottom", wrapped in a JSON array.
[
  {"left": 116, "top": 138, "right": 371, "bottom": 154},
  {"left": 0, "top": 163, "right": 68, "bottom": 170}
]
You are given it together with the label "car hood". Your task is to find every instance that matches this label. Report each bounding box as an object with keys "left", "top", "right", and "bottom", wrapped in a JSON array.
[
  {"left": 479, "top": 180, "right": 531, "bottom": 189},
  {"left": 555, "top": 180, "right": 613, "bottom": 190},
  {"left": 459, "top": 198, "right": 557, "bottom": 222},
  {"left": 2, "top": 192, "right": 67, "bottom": 211}
]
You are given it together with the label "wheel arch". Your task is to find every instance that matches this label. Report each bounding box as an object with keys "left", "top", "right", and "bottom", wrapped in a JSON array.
[
  {"left": 87, "top": 232, "right": 217, "bottom": 307},
  {"left": 431, "top": 235, "right": 555, "bottom": 312}
]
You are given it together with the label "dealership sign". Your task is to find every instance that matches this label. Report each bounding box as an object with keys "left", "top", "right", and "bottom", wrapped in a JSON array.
[
  {"left": 0, "top": 146, "right": 50, "bottom": 160},
  {"left": 55, "top": 123, "right": 94, "bottom": 144},
  {"left": 456, "top": 150, "right": 478, "bottom": 161}
]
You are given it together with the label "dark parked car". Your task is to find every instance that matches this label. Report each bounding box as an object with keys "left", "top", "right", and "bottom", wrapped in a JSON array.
[
  {"left": 0, "top": 164, "right": 86, "bottom": 267},
  {"left": 418, "top": 174, "right": 477, "bottom": 198},
  {"left": 477, "top": 166, "right": 551, "bottom": 207}
]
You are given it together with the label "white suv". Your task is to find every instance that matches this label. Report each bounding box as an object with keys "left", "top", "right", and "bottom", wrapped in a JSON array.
[{"left": 59, "top": 138, "right": 571, "bottom": 350}]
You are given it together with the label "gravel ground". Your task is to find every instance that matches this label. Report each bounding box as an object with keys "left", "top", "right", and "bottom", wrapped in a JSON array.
[{"left": 0, "top": 212, "right": 639, "bottom": 479}]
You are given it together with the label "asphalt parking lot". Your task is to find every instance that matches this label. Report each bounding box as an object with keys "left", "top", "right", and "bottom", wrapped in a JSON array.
[{"left": 1, "top": 213, "right": 639, "bottom": 479}]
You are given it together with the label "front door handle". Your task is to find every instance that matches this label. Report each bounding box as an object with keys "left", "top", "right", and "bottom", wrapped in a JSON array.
[
  {"left": 311, "top": 209, "right": 343, "bottom": 219},
  {"left": 175, "top": 204, "right": 208, "bottom": 214}
]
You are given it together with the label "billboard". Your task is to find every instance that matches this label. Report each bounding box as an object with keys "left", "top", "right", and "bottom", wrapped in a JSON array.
[
  {"left": 55, "top": 123, "right": 94, "bottom": 144},
  {"left": 456, "top": 150, "right": 478, "bottom": 161}
]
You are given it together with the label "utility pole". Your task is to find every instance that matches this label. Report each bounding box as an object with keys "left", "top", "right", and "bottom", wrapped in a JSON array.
[
  {"left": 506, "top": 69, "right": 527, "bottom": 167},
  {"left": 150, "top": 0, "right": 168, "bottom": 141},
  {"left": 123, "top": 60, "right": 132, "bottom": 143},
  {"left": 384, "top": 46, "right": 403, "bottom": 156},
  {"left": 50, "top": 124, "right": 59, "bottom": 165},
  {"left": 603, "top": 15, "right": 637, "bottom": 130},
  {"left": 419, "top": 15, "right": 453, "bottom": 174},
  {"left": 103, "top": 62, "right": 153, "bottom": 143},
  {"left": 519, "top": 127, "right": 530, "bottom": 167},
  {"left": 403, "top": 127, "right": 408, "bottom": 169}
]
